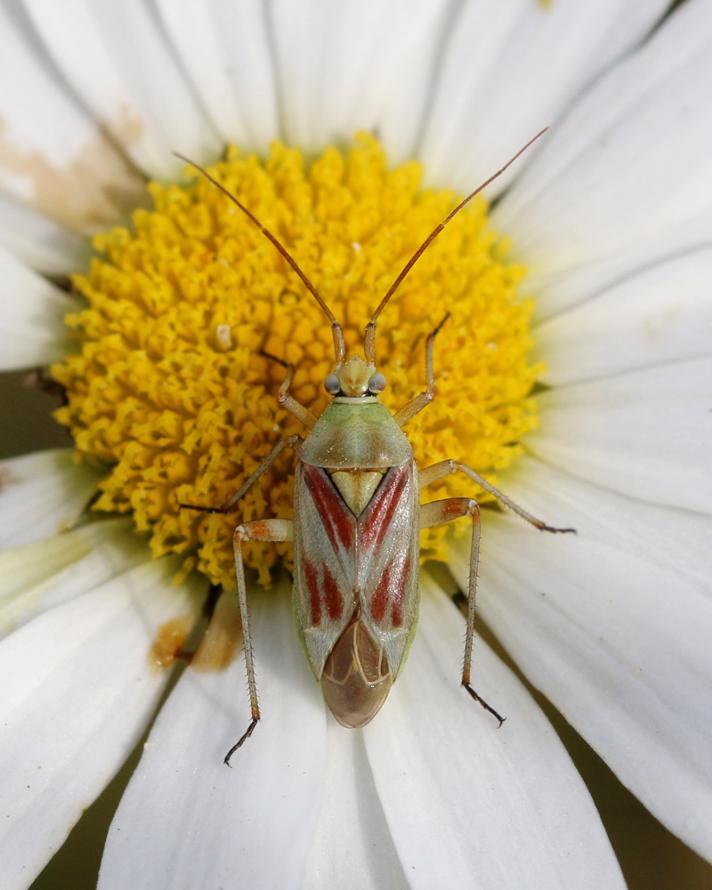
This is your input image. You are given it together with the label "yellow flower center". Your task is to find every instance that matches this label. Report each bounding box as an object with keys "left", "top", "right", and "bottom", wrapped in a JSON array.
[{"left": 52, "top": 134, "right": 542, "bottom": 590}]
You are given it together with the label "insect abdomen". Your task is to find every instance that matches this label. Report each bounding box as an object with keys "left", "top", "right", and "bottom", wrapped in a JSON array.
[{"left": 321, "top": 613, "right": 393, "bottom": 728}]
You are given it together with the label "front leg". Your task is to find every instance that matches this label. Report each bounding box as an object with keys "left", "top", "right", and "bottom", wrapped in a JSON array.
[
  {"left": 227, "top": 517, "right": 293, "bottom": 766},
  {"left": 420, "top": 499, "right": 504, "bottom": 725},
  {"left": 262, "top": 351, "right": 318, "bottom": 429},
  {"left": 420, "top": 459, "right": 576, "bottom": 534},
  {"left": 393, "top": 313, "right": 449, "bottom": 427}
]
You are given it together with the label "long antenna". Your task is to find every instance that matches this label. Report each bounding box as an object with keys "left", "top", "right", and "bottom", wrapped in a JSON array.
[
  {"left": 174, "top": 153, "right": 345, "bottom": 363},
  {"left": 363, "top": 127, "right": 548, "bottom": 362}
]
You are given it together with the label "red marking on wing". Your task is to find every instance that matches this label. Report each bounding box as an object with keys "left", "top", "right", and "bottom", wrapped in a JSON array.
[
  {"left": 304, "top": 465, "right": 353, "bottom": 550},
  {"left": 370, "top": 562, "right": 391, "bottom": 623},
  {"left": 370, "top": 557, "right": 411, "bottom": 627},
  {"left": 322, "top": 563, "right": 344, "bottom": 621},
  {"left": 304, "top": 560, "right": 321, "bottom": 626},
  {"left": 361, "top": 467, "right": 408, "bottom": 553},
  {"left": 391, "top": 557, "right": 410, "bottom": 628}
]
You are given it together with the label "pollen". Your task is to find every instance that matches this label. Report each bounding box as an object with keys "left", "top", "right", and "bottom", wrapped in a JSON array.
[{"left": 52, "top": 134, "right": 542, "bottom": 590}]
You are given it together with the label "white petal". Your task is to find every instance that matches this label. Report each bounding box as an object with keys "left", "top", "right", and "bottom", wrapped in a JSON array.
[
  {"left": 0, "top": 249, "right": 75, "bottom": 370},
  {"left": 0, "top": 449, "right": 100, "bottom": 549},
  {"left": 269, "top": 0, "right": 450, "bottom": 162},
  {"left": 495, "top": 0, "right": 712, "bottom": 318},
  {"left": 0, "top": 3, "right": 142, "bottom": 231},
  {"left": 420, "top": 0, "right": 667, "bottom": 193},
  {"left": 0, "top": 519, "right": 146, "bottom": 638},
  {"left": 528, "top": 357, "right": 712, "bottom": 513},
  {"left": 303, "top": 726, "right": 408, "bottom": 890},
  {"left": 534, "top": 247, "right": 712, "bottom": 386},
  {"left": 23, "top": 0, "right": 222, "bottom": 179},
  {"left": 0, "top": 559, "right": 203, "bottom": 890},
  {"left": 496, "top": 456, "right": 712, "bottom": 588},
  {"left": 0, "top": 193, "right": 90, "bottom": 275},
  {"left": 364, "top": 580, "right": 625, "bottom": 890},
  {"left": 449, "top": 458, "right": 712, "bottom": 860},
  {"left": 155, "top": 0, "right": 279, "bottom": 150},
  {"left": 98, "top": 585, "right": 327, "bottom": 890}
]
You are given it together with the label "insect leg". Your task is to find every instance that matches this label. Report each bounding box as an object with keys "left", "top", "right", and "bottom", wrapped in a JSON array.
[
  {"left": 393, "top": 313, "right": 449, "bottom": 427},
  {"left": 420, "top": 498, "right": 504, "bottom": 724},
  {"left": 261, "top": 351, "right": 318, "bottom": 429},
  {"left": 419, "top": 460, "right": 576, "bottom": 534},
  {"left": 227, "top": 517, "right": 294, "bottom": 766},
  {"left": 179, "top": 434, "right": 300, "bottom": 514}
]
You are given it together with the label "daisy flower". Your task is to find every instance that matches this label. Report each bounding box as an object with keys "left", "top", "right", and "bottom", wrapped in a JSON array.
[{"left": 1, "top": 2, "right": 711, "bottom": 888}]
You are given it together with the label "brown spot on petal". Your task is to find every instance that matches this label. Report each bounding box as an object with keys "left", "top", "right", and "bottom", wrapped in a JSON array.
[
  {"left": 0, "top": 466, "right": 14, "bottom": 493},
  {"left": 191, "top": 593, "right": 242, "bottom": 672},
  {"left": 0, "top": 115, "right": 144, "bottom": 232},
  {"left": 150, "top": 615, "right": 193, "bottom": 669},
  {"left": 114, "top": 103, "right": 144, "bottom": 147}
]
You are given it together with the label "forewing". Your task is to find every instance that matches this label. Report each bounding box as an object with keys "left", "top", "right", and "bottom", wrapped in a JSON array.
[
  {"left": 293, "top": 462, "right": 357, "bottom": 677},
  {"left": 358, "top": 460, "right": 419, "bottom": 675}
]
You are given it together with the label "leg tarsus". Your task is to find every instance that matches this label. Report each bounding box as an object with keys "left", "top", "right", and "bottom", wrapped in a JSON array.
[
  {"left": 224, "top": 716, "right": 259, "bottom": 767},
  {"left": 393, "top": 314, "right": 449, "bottom": 427},
  {"left": 419, "top": 497, "right": 508, "bottom": 730},
  {"left": 179, "top": 502, "right": 231, "bottom": 515},
  {"left": 463, "top": 682, "right": 506, "bottom": 727},
  {"left": 418, "top": 471, "right": 575, "bottom": 734},
  {"left": 224, "top": 518, "right": 292, "bottom": 767},
  {"left": 261, "top": 352, "right": 317, "bottom": 429},
  {"left": 538, "top": 522, "right": 577, "bottom": 535}
]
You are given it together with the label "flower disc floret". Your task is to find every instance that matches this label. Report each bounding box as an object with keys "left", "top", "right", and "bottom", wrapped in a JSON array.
[{"left": 52, "top": 134, "right": 542, "bottom": 589}]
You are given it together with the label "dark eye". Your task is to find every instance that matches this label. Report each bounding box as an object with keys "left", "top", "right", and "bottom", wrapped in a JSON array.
[
  {"left": 368, "top": 372, "right": 386, "bottom": 393},
  {"left": 324, "top": 373, "right": 340, "bottom": 394}
]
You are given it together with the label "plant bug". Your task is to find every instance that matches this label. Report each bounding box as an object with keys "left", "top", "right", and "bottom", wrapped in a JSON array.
[{"left": 177, "top": 128, "right": 575, "bottom": 767}]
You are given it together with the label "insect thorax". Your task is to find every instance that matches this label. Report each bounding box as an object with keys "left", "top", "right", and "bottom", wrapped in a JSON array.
[{"left": 300, "top": 398, "right": 412, "bottom": 471}]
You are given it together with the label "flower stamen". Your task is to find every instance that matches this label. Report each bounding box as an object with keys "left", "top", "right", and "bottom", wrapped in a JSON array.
[{"left": 52, "top": 134, "right": 542, "bottom": 589}]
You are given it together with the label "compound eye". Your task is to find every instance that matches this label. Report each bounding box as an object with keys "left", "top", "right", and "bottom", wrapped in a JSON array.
[
  {"left": 324, "top": 373, "right": 341, "bottom": 395},
  {"left": 368, "top": 372, "right": 387, "bottom": 393}
]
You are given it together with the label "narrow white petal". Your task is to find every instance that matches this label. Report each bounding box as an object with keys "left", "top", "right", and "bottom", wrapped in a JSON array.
[
  {"left": 534, "top": 247, "right": 712, "bottom": 385},
  {"left": 0, "top": 560, "right": 203, "bottom": 890},
  {"left": 0, "top": 449, "right": 100, "bottom": 549},
  {"left": 24, "top": 0, "right": 222, "bottom": 179},
  {"left": 269, "top": 0, "right": 450, "bottom": 162},
  {"left": 420, "top": 0, "right": 667, "bottom": 193},
  {"left": 364, "top": 581, "right": 625, "bottom": 890},
  {"left": 495, "top": 456, "right": 712, "bottom": 589},
  {"left": 0, "top": 519, "right": 146, "bottom": 638},
  {"left": 449, "top": 459, "right": 712, "bottom": 860},
  {"left": 0, "top": 4, "right": 142, "bottom": 231},
  {"left": 98, "top": 586, "right": 327, "bottom": 890},
  {"left": 0, "top": 193, "right": 90, "bottom": 275},
  {"left": 156, "top": 0, "right": 279, "bottom": 150},
  {"left": 303, "top": 726, "right": 408, "bottom": 890},
  {"left": 495, "top": 0, "right": 712, "bottom": 318},
  {"left": 0, "top": 249, "right": 75, "bottom": 370},
  {"left": 528, "top": 357, "right": 712, "bottom": 513}
]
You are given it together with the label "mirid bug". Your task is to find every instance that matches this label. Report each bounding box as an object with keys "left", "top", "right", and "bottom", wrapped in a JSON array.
[{"left": 178, "top": 129, "right": 575, "bottom": 766}]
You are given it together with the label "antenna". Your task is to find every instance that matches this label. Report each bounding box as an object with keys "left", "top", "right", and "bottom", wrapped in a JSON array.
[
  {"left": 363, "top": 127, "right": 549, "bottom": 363},
  {"left": 174, "top": 153, "right": 345, "bottom": 364}
]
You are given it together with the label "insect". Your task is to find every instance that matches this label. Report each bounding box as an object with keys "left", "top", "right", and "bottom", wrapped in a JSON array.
[{"left": 178, "top": 128, "right": 575, "bottom": 766}]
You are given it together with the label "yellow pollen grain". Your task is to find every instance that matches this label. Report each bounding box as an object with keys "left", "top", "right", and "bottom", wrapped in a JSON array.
[{"left": 52, "top": 134, "right": 543, "bottom": 590}]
